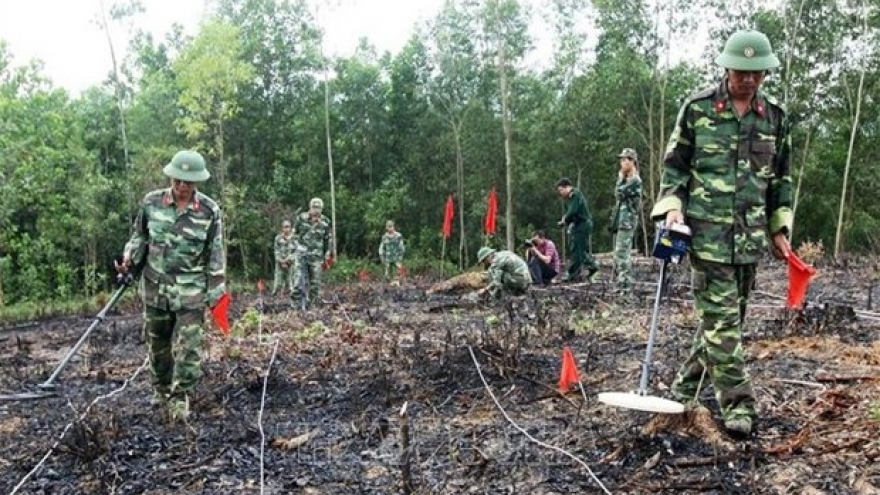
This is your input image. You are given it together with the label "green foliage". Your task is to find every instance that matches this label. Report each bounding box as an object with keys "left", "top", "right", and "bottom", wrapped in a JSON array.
[{"left": 0, "top": 0, "right": 878, "bottom": 308}]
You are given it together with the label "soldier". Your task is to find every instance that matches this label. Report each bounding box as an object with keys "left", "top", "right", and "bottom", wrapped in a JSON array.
[
  {"left": 115, "top": 150, "right": 226, "bottom": 422},
  {"left": 476, "top": 247, "right": 531, "bottom": 298},
  {"left": 292, "top": 197, "right": 332, "bottom": 307},
  {"left": 272, "top": 220, "right": 296, "bottom": 296},
  {"left": 555, "top": 178, "right": 599, "bottom": 283},
  {"left": 610, "top": 148, "right": 643, "bottom": 294},
  {"left": 378, "top": 220, "right": 405, "bottom": 285},
  {"left": 651, "top": 30, "right": 792, "bottom": 436}
]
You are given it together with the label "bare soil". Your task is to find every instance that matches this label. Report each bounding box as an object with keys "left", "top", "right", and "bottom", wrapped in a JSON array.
[{"left": 2, "top": 256, "right": 879, "bottom": 494}]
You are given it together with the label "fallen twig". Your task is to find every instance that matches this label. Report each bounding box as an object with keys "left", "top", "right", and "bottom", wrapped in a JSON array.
[
  {"left": 773, "top": 378, "right": 827, "bottom": 389},
  {"left": 467, "top": 345, "right": 612, "bottom": 495},
  {"left": 258, "top": 338, "right": 280, "bottom": 495}
]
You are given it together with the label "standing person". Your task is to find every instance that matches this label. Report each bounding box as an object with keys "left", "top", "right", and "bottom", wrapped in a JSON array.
[
  {"left": 378, "top": 220, "right": 405, "bottom": 285},
  {"left": 115, "top": 150, "right": 226, "bottom": 422},
  {"left": 555, "top": 178, "right": 599, "bottom": 283},
  {"left": 292, "top": 197, "right": 332, "bottom": 307},
  {"left": 610, "top": 148, "right": 643, "bottom": 294},
  {"left": 651, "top": 30, "right": 792, "bottom": 436},
  {"left": 476, "top": 247, "right": 531, "bottom": 298},
  {"left": 272, "top": 220, "right": 296, "bottom": 296},
  {"left": 525, "top": 230, "right": 561, "bottom": 285}
]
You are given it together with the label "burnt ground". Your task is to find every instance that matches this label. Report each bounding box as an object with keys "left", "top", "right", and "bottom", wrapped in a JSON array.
[{"left": 1, "top": 256, "right": 880, "bottom": 495}]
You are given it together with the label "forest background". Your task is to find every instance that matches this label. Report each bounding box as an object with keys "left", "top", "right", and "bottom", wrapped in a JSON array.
[{"left": 0, "top": 0, "right": 877, "bottom": 308}]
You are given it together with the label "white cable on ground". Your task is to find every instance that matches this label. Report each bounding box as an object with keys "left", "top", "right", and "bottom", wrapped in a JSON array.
[
  {"left": 9, "top": 356, "right": 150, "bottom": 495},
  {"left": 466, "top": 345, "right": 612, "bottom": 495},
  {"left": 258, "top": 338, "right": 280, "bottom": 495}
]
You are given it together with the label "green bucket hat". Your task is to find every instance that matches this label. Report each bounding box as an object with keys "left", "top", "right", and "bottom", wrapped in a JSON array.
[
  {"left": 618, "top": 148, "right": 638, "bottom": 161},
  {"left": 163, "top": 150, "right": 210, "bottom": 182},
  {"left": 477, "top": 247, "right": 496, "bottom": 264},
  {"left": 715, "top": 30, "right": 780, "bottom": 72}
]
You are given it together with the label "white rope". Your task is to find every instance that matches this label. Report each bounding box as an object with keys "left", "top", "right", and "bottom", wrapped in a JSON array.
[
  {"left": 466, "top": 345, "right": 612, "bottom": 494},
  {"left": 9, "top": 356, "right": 149, "bottom": 495},
  {"left": 258, "top": 338, "right": 280, "bottom": 495}
]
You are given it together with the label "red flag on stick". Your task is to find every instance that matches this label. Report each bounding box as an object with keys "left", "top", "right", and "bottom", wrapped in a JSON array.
[
  {"left": 210, "top": 292, "right": 232, "bottom": 335},
  {"left": 442, "top": 195, "right": 454, "bottom": 238},
  {"left": 484, "top": 188, "right": 498, "bottom": 235}
]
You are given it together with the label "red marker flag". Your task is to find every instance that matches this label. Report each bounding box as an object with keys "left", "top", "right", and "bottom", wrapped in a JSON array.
[
  {"left": 210, "top": 292, "right": 232, "bottom": 335},
  {"left": 442, "top": 195, "right": 454, "bottom": 238},
  {"left": 484, "top": 188, "right": 498, "bottom": 235}
]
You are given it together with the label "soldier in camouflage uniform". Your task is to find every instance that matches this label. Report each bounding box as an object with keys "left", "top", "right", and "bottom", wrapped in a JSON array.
[
  {"left": 476, "top": 247, "right": 531, "bottom": 298},
  {"left": 292, "top": 197, "right": 332, "bottom": 307},
  {"left": 556, "top": 178, "right": 599, "bottom": 283},
  {"left": 378, "top": 220, "right": 405, "bottom": 285},
  {"left": 272, "top": 220, "right": 296, "bottom": 295},
  {"left": 610, "top": 148, "right": 643, "bottom": 294},
  {"left": 116, "top": 150, "right": 226, "bottom": 422},
  {"left": 650, "top": 30, "right": 792, "bottom": 436}
]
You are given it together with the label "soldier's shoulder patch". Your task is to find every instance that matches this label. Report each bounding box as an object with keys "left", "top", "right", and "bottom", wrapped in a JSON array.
[
  {"left": 143, "top": 188, "right": 169, "bottom": 205},
  {"left": 684, "top": 86, "right": 716, "bottom": 104},
  {"left": 761, "top": 92, "right": 786, "bottom": 114},
  {"left": 195, "top": 192, "right": 221, "bottom": 214}
]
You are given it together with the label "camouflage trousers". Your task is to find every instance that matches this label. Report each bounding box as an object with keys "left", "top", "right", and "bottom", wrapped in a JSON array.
[
  {"left": 488, "top": 272, "right": 530, "bottom": 298},
  {"left": 672, "top": 257, "right": 756, "bottom": 422},
  {"left": 613, "top": 228, "right": 635, "bottom": 291},
  {"left": 292, "top": 256, "right": 323, "bottom": 307},
  {"left": 144, "top": 306, "right": 205, "bottom": 400},
  {"left": 566, "top": 226, "right": 598, "bottom": 280},
  {"left": 383, "top": 260, "right": 403, "bottom": 282},
  {"left": 272, "top": 261, "right": 295, "bottom": 295}
]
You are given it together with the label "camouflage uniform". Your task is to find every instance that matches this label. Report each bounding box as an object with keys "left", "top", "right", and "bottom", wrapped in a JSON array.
[
  {"left": 124, "top": 188, "right": 225, "bottom": 405},
  {"left": 610, "top": 174, "right": 642, "bottom": 292},
  {"left": 378, "top": 231, "right": 405, "bottom": 281},
  {"left": 272, "top": 232, "right": 296, "bottom": 295},
  {"left": 485, "top": 250, "right": 531, "bottom": 298},
  {"left": 561, "top": 187, "right": 598, "bottom": 281},
  {"left": 651, "top": 76, "right": 792, "bottom": 426},
  {"left": 292, "top": 211, "right": 332, "bottom": 306}
]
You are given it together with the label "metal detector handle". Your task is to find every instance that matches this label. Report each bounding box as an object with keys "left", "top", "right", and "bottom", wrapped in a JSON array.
[
  {"left": 638, "top": 259, "right": 668, "bottom": 395},
  {"left": 37, "top": 281, "right": 132, "bottom": 390}
]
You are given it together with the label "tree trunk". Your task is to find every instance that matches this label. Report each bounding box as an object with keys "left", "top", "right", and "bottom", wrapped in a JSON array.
[
  {"left": 499, "top": 43, "right": 515, "bottom": 252},
  {"left": 324, "top": 65, "right": 338, "bottom": 259},
  {"left": 834, "top": 6, "right": 867, "bottom": 258},
  {"left": 454, "top": 123, "right": 467, "bottom": 268},
  {"left": 791, "top": 123, "right": 812, "bottom": 239}
]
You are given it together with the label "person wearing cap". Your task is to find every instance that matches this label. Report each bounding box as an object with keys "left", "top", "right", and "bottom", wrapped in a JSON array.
[
  {"left": 555, "top": 178, "right": 599, "bottom": 283},
  {"left": 378, "top": 220, "right": 405, "bottom": 285},
  {"left": 651, "top": 30, "right": 793, "bottom": 436},
  {"left": 115, "top": 150, "right": 226, "bottom": 422},
  {"left": 475, "top": 246, "right": 531, "bottom": 298},
  {"left": 610, "top": 148, "right": 643, "bottom": 295},
  {"left": 272, "top": 220, "right": 296, "bottom": 296},
  {"left": 292, "top": 197, "right": 332, "bottom": 307}
]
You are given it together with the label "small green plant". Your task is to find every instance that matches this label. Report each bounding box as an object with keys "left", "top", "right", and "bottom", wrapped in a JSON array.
[
  {"left": 295, "top": 321, "right": 327, "bottom": 341},
  {"left": 870, "top": 403, "right": 880, "bottom": 421},
  {"left": 231, "top": 308, "right": 261, "bottom": 337},
  {"left": 796, "top": 239, "right": 824, "bottom": 264}
]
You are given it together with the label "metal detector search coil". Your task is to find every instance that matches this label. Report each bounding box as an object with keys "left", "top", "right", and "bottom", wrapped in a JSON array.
[{"left": 651, "top": 222, "right": 692, "bottom": 263}]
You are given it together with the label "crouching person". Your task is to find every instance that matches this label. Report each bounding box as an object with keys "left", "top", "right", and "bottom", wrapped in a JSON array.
[{"left": 476, "top": 247, "right": 531, "bottom": 298}]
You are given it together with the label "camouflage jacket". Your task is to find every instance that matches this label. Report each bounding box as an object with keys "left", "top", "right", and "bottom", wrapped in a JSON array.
[
  {"left": 274, "top": 233, "right": 296, "bottom": 264},
  {"left": 650, "top": 78, "right": 792, "bottom": 264},
  {"left": 486, "top": 250, "right": 531, "bottom": 295},
  {"left": 562, "top": 188, "right": 593, "bottom": 232},
  {"left": 294, "top": 212, "right": 332, "bottom": 260},
  {"left": 378, "top": 231, "right": 405, "bottom": 263},
  {"left": 124, "top": 188, "right": 226, "bottom": 311},
  {"left": 611, "top": 174, "right": 642, "bottom": 231}
]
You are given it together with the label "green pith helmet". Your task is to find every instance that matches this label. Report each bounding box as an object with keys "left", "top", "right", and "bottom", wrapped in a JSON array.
[
  {"left": 310, "top": 197, "right": 324, "bottom": 209},
  {"left": 163, "top": 150, "right": 210, "bottom": 182},
  {"left": 477, "top": 247, "right": 496, "bottom": 263},
  {"left": 715, "top": 30, "right": 780, "bottom": 71}
]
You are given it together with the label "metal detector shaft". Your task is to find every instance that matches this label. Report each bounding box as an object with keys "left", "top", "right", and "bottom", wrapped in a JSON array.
[
  {"left": 37, "top": 281, "right": 131, "bottom": 390},
  {"left": 638, "top": 259, "right": 668, "bottom": 395}
]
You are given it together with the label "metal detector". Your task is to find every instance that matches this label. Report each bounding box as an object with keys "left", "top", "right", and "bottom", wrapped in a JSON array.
[
  {"left": 597, "top": 222, "right": 692, "bottom": 414},
  {"left": 0, "top": 277, "right": 132, "bottom": 402}
]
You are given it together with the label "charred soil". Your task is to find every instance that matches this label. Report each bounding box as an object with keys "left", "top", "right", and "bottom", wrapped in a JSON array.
[{"left": 2, "top": 257, "right": 880, "bottom": 494}]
